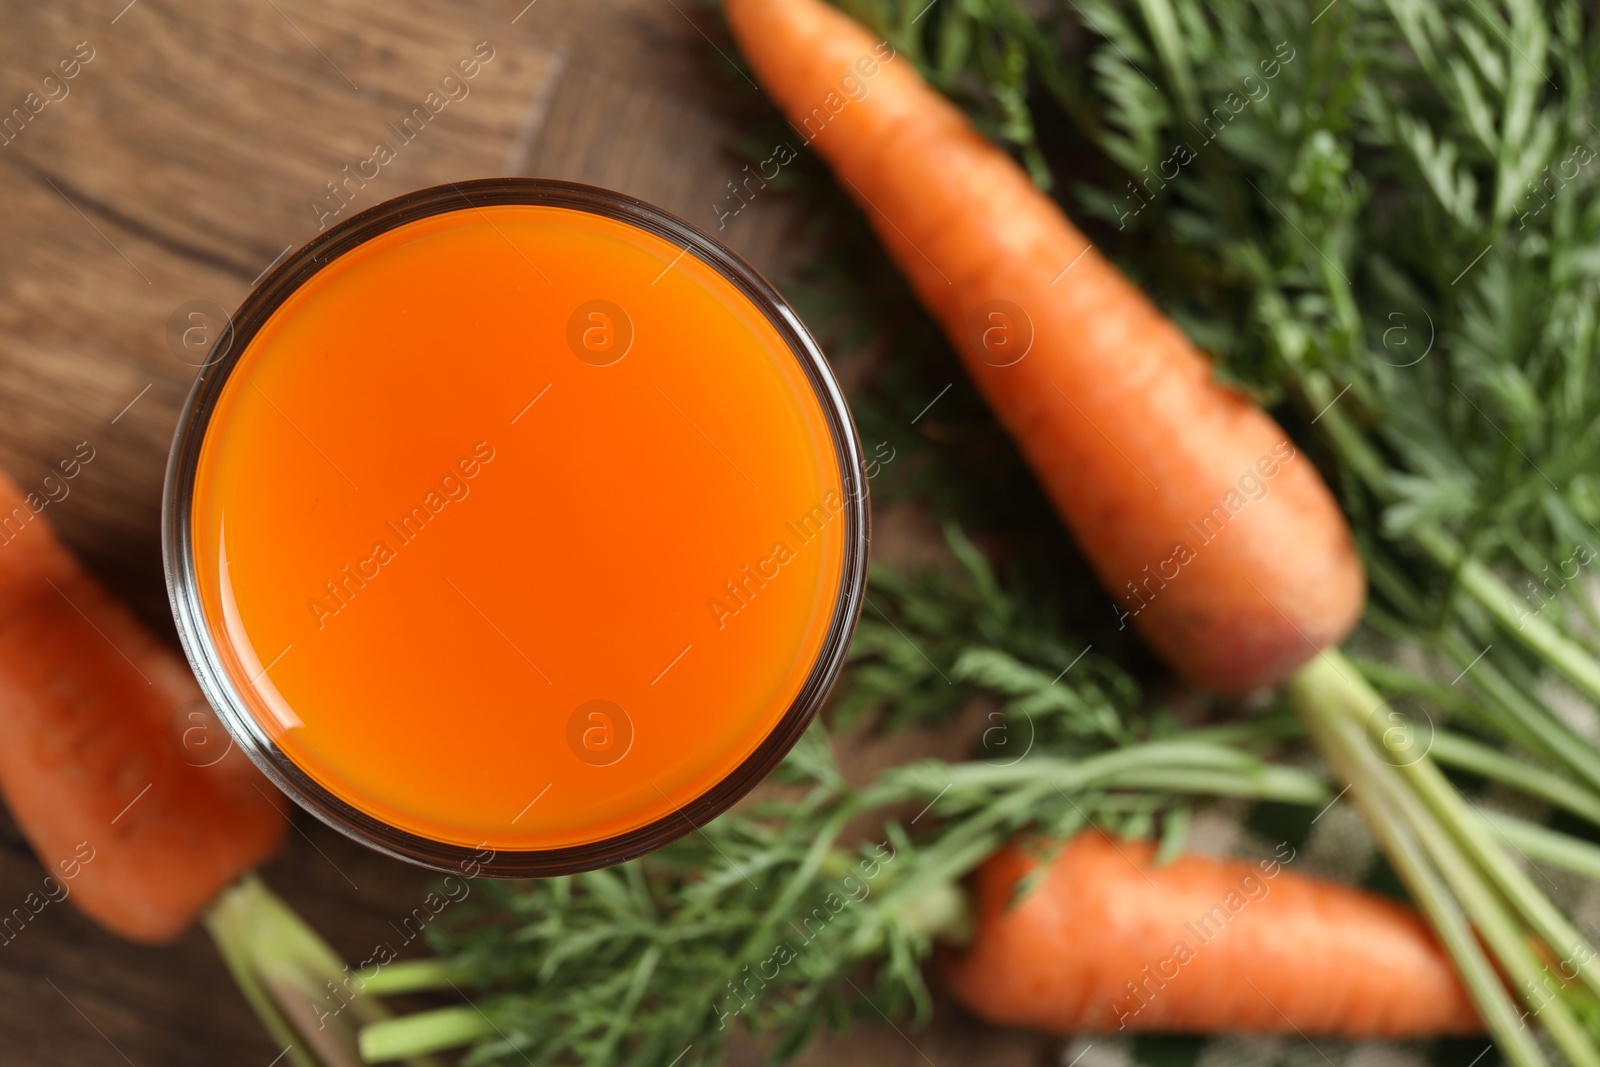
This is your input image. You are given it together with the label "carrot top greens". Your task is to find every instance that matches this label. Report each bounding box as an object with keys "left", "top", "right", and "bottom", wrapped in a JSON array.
[{"left": 823, "top": 5, "right": 1600, "bottom": 1062}]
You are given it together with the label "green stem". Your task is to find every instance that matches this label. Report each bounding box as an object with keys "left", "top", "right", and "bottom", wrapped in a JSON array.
[
  {"left": 1172, "top": 710, "right": 1306, "bottom": 748},
  {"left": 206, "top": 877, "right": 443, "bottom": 1067},
  {"left": 1351, "top": 657, "right": 1487, "bottom": 720},
  {"left": 1413, "top": 523, "right": 1600, "bottom": 708},
  {"left": 1436, "top": 629, "right": 1600, "bottom": 794},
  {"left": 1290, "top": 657, "right": 1551, "bottom": 1067},
  {"left": 1091, "top": 766, "right": 1328, "bottom": 802},
  {"left": 1484, "top": 811, "right": 1600, "bottom": 882},
  {"left": 1357, "top": 555, "right": 1577, "bottom": 769},
  {"left": 205, "top": 882, "right": 326, "bottom": 1067},
  {"left": 1382, "top": 756, "right": 1596, "bottom": 1067},
  {"left": 358, "top": 960, "right": 472, "bottom": 997},
  {"left": 1318, "top": 650, "right": 1600, "bottom": 1007},
  {"left": 360, "top": 1007, "right": 494, "bottom": 1063},
  {"left": 1298, "top": 371, "right": 1392, "bottom": 492},
  {"left": 1396, "top": 753, "right": 1600, "bottom": 1005},
  {"left": 1431, "top": 731, "right": 1600, "bottom": 826},
  {"left": 890, "top": 740, "right": 1314, "bottom": 793}
]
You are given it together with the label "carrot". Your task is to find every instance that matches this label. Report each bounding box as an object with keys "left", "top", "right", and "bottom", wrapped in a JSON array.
[
  {"left": 724, "top": 0, "right": 1365, "bottom": 694},
  {"left": 942, "top": 832, "right": 1481, "bottom": 1036},
  {"left": 0, "top": 467, "right": 284, "bottom": 942}
]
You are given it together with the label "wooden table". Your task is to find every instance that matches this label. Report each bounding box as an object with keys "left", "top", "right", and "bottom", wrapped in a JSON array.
[{"left": 0, "top": 1, "right": 1054, "bottom": 1062}]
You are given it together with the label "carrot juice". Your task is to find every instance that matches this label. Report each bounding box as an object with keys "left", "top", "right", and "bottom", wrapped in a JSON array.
[{"left": 165, "top": 181, "right": 867, "bottom": 873}]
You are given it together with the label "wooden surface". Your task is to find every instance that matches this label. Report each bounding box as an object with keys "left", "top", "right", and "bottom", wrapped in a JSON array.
[{"left": 0, "top": 1, "right": 1054, "bottom": 1063}]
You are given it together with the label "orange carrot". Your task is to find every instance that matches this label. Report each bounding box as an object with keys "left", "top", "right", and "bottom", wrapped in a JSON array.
[
  {"left": 943, "top": 833, "right": 1480, "bottom": 1036},
  {"left": 0, "top": 467, "right": 283, "bottom": 942},
  {"left": 724, "top": 0, "right": 1365, "bottom": 694}
]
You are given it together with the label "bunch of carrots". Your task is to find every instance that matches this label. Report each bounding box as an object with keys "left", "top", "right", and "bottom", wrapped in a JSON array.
[
  {"left": 710, "top": 2, "right": 1600, "bottom": 1064},
  {"left": 722, "top": 0, "right": 1457, "bottom": 1043},
  {"left": 4, "top": 1, "right": 1600, "bottom": 1066}
]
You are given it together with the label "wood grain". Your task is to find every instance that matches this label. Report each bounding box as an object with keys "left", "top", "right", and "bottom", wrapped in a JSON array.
[{"left": 0, "top": 0, "right": 1049, "bottom": 1063}]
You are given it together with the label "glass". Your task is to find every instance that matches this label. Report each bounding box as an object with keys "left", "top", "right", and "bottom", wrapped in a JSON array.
[{"left": 162, "top": 179, "right": 868, "bottom": 877}]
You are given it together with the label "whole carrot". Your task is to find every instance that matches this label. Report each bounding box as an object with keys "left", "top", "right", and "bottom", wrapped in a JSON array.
[
  {"left": 943, "top": 832, "right": 1480, "bottom": 1036},
  {"left": 0, "top": 466, "right": 283, "bottom": 942},
  {"left": 724, "top": 0, "right": 1365, "bottom": 694}
]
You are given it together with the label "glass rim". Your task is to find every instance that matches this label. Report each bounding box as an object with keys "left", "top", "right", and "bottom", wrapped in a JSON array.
[{"left": 161, "top": 178, "right": 870, "bottom": 878}]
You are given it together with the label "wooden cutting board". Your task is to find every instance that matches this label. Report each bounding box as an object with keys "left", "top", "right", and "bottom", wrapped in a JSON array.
[{"left": 0, "top": 0, "right": 1052, "bottom": 1063}]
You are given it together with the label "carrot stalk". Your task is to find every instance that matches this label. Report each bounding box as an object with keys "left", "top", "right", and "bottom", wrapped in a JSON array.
[
  {"left": 1431, "top": 624, "right": 1600, "bottom": 795},
  {"left": 356, "top": 960, "right": 473, "bottom": 997},
  {"left": 1428, "top": 731, "right": 1600, "bottom": 827},
  {"left": 0, "top": 468, "right": 283, "bottom": 941},
  {"left": 206, "top": 877, "right": 444, "bottom": 1067},
  {"left": 1291, "top": 650, "right": 1600, "bottom": 1067},
  {"left": 1412, "top": 519, "right": 1600, "bottom": 709},
  {"left": 361, "top": 1009, "right": 494, "bottom": 1063},
  {"left": 1400, "top": 749, "right": 1600, "bottom": 1002},
  {"left": 1482, "top": 811, "right": 1600, "bottom": 883},
  {"left": 1321, "top": 649, "right": 1600, "bottom": 998},
  {"left": 724, "top": 0, "right": 1366, "bottom": 696},
  {"left": 1293, "top": 682, "right": 1549, "bottom": 1067},
  {"left": 205, "top": 879, "right": 352, "bottom": 1067}
]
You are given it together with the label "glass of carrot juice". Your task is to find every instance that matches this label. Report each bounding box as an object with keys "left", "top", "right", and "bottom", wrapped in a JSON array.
[{"left": 163, "top": 179, "right": 868, "bottom": 876}]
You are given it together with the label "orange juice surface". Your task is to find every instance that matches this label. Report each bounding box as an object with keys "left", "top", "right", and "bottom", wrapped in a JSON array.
[{"left": 191, "top": 204, "right": 848, "bottom": 851}]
